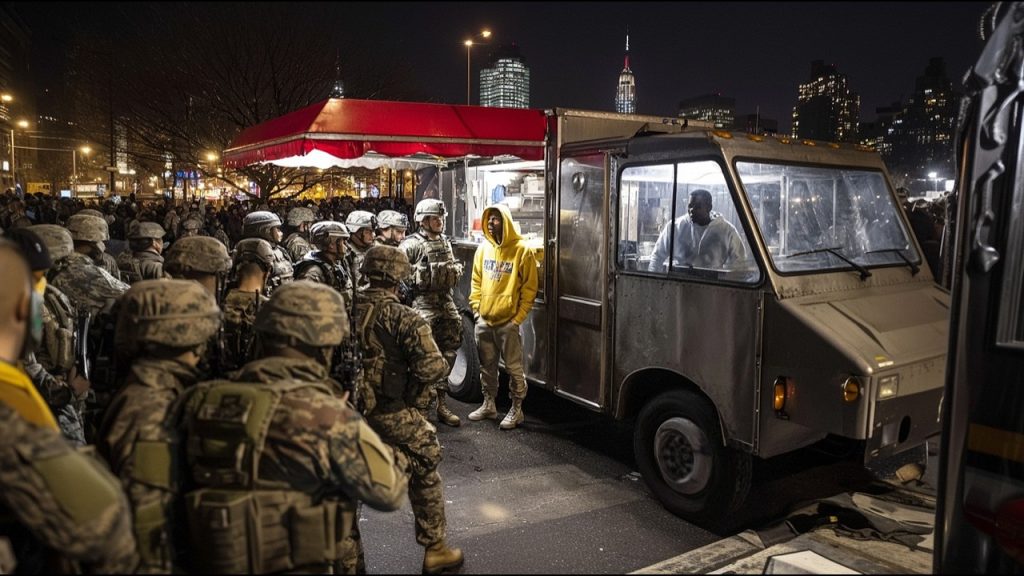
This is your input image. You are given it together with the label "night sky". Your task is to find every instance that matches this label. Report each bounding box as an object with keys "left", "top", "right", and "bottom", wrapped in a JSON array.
[{"left": 17, "top": 2, "right": 988, "bottom": 133}]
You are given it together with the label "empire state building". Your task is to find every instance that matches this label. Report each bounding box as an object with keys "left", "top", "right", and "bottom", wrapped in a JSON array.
[{"left": 615, "top": 33, "right": 636, "bottom": 114}]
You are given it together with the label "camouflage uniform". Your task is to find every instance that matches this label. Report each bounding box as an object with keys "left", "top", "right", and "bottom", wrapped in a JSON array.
[
  {"left": 0, "top": 402, "right": 139, "bottom": 573},
  {"left": 50, "top": 251, "right": 129, "bottom": 318},
  {"left": 353, "top": 246, "right": 463, "bottom": 574},
  {"left": 294, "top": 221, "right": 354, "bottom": 308},
  {"left": 182, "top": 281, "right": 408, "bottom": 574},
  {"left": 163, "top": 209, "right": 180, "bottom": 241},
  {"left": 282, "top": 206, "right": 315, "bottom": 262},
  {"left": 116, "top": 221, "right": 166, "bottom": 284},
  {"left": 96, "top": 280, "right": 221, "bottom": 573},
  {"left": 345, "top": 210, "right": 378, "bottom": 292},
  {"left": 179, "top": 217, "right": 203, "bottom": 238},
  {"left": 242, "top": 210, "right": 293, "bottom": 295},
  {"left": 400, "top": 199, "right": 465, "bottom": 427},
  {"left": 375, "top": 210, "right": 409, "bottom": 247},
  {"left": 221, "top": 238, "right": 275, "bottom": 372},
  {"left": 19, "top": 225, "right": 88, "bottom": 445},
  {"left": 72, "top": 210, "right": 122, "bottom": 281}
]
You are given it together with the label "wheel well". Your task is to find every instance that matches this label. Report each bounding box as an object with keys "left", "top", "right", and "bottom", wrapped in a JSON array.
[{"left": 616, "top": 368, "right": 728, "bottom": 445}]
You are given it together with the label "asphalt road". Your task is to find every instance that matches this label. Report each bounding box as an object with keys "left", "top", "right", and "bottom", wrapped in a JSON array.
[{"left": 358, "top": 386, "right": 894, "bottom": 574}]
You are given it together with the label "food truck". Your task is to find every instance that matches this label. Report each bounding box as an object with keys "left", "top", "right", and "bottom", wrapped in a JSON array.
[{"left": 225, "top": 101, "right": 949, "bottom": 527}]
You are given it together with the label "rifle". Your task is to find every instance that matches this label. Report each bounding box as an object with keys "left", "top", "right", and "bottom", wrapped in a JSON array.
[{"left": 331, "top": 276, "right": 363, "bottom": 411}]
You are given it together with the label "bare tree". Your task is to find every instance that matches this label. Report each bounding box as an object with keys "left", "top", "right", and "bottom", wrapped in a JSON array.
[{"left": 65, "top": 2, "right": 419, "bottom": 201}]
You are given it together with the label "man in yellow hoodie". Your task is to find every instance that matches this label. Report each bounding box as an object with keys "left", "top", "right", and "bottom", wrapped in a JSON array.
[{"left": 467, "top": 204, "right": 539, "bottom": 429}]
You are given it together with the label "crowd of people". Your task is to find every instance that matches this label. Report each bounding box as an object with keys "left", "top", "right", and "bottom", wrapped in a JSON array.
[{"left": 0, "top": 189, "right": 540, "bottom": 575}]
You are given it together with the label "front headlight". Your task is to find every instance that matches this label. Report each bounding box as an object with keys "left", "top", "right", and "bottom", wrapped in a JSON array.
[{"left": 878, "top": 374, "right": 900, "bottom": 400}]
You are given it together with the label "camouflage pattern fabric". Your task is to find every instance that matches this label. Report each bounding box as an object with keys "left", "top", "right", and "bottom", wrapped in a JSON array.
[
  {"left": 0, "top": 402, "right": 139, "bottom": 573},
  {"left": 283, "top": 232, "right": 313, "bottom": 263},
  {"left": 400, "top": 232, "right": 464, "bottom": 390},
  {"left": 221, "top": 289, "right": 267, "bottom": 372},
  {"left": 267, "top": 244, "right": 294, "bottom": 295},
  {"left": 254, "top": 280, "right": 347, "bottom": 347},
  {"left": 348, "top": 241, "right": 374, "bottom": 292},
  {"left": 186, "top": 357, "right": 409, "bottom": 572},
  {"left": 352, "top": 288, "right": 450, "bottom": 548},
  {"left": 97, "top": 359, "right": 199, "bottom": 573},
  {"left": 116, "top": 250, "right": 165, "bottom": 285},
  {"left": 294, "top": 251, "right": 354, "bottom": 310},
  {"left": 49, "top": 252, "right": 129, "bottom": 317},
  {"left": 21, "top": 353, "right": 86, "bottom": 446},
  {"left": 113, "top": 279, "right": 221, "bottom": 356},
  {"left": 98, "top": 251, "right": 123, "bottom": 282}
]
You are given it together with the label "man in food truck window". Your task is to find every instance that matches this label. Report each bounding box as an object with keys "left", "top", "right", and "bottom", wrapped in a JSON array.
[{"left": 648, "top": 189, "right": 745, "bottom": 271}]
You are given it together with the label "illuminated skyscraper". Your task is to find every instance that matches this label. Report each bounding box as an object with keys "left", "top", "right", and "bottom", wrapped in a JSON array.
[
  {"left": 479, "top": 43, "right": 530, "bottom": 109},
  {"left": 615, "top": 33, "right": 636, "bottom": 114},
  {"left": 791, "top": 60, "right": 860, "bottom": 143}
]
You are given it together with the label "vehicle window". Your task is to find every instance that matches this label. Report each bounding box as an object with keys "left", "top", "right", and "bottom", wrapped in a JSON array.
[
  {"left": 618, "top": 160, "right": 760, "bottom": 283},
  {"left": 737, "top": 161, "right": 918, "bottom": 274}
]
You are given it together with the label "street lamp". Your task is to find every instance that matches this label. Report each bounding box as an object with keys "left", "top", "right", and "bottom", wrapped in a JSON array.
[
  {"left": 463, "top": 29, "right": 491, "bottom": 105},
  {"left": 74, "top": 146, "right": 91, "bottom": 197},
  {"left": 928, "top": 171, "right": 939, "bottom": 196}
]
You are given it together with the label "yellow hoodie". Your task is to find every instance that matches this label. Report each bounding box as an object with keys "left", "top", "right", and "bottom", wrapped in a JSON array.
[{"left": 469, "top": 204, "right": 539, "bottom": 326}]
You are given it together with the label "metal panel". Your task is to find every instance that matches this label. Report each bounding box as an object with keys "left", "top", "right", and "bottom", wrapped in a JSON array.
[{"left": 556, "top": 153, "right": 607, "bottom": 405}]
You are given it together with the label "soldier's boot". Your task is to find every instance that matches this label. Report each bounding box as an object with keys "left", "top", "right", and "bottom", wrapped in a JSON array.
[
  {"left": 499, "top": 399, "right": 524, "bottom": 430},
  {"left": 423, "top": 541, "right": 464, "bottom": 574},
  {"left": 467, "top": 394, "right": 498, "bottom": 421},
  {"left": 436, "top": 391, "right": 461, "bottom": 427}
]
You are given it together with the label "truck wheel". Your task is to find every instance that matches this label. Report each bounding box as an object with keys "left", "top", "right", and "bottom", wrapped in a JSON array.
[
  {"left": 634, "top": 389, "right": 752, "bottom": 530},
  {"left": 447, "top": 314, "right": 482, "bottom": 403}
]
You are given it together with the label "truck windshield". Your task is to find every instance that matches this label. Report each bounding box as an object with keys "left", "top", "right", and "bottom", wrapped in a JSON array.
[{"left": 736, "top": 161, "right": 918, "bottom": 274}]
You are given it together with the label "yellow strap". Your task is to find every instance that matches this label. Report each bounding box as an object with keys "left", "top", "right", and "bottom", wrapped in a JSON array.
[{"left": 0, "top": 361, "right": 59, "bottom": 430}]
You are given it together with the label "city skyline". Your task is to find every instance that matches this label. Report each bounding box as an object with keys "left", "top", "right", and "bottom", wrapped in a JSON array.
[{"left": 15, "top": 2, "right": 988, "bottom": 134}]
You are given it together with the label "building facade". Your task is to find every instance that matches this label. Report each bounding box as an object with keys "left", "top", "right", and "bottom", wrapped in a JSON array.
[
  {"left": 615, "top": 34, "right": 636, "bottom": 114},
  {"left": 791, "top": 60, "right": 860, "bottom": 143},
  {"left": 479, "top": 44, "right": 530, "bottom": 109},
  {"left": 678, "top": 93, "right": 734, "bottom": 129}
]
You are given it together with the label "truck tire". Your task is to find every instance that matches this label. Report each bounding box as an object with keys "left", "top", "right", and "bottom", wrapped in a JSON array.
[
  {"left": 634, "top": 389, "right": 752, "bottom": 530},
  {"left": 447, "top": 313, "right": 482, "bottom": 403}
]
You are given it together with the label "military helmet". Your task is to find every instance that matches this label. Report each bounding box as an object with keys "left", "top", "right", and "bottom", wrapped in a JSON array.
[
  {"left": 115, "top": 279, "right": 221, "bottom": 356},
  {"left": 66, "top": 213, "right": 110, "bottom": 243},
  {"left": 414, "top": 199, "right": 447, "bottom": 223},
  {"left": 361, "top": 244, "right": 412, "bottom": 286},
  {"left": 76, "top": 208, "right": 105, "bottom": 219},
  {"left": 181, "top": 217, "right": 203, "bottom": 232},
  {"left": 254, "top": 280, "right": 348, "bottom": 347},
  {"left": 345, "top": 210, "right": 377, "bottom": 232},
  {"left": 377, "top": 210, "right": 408, "bottom": 230},
  {"left": 164, "top": 236, "right": 232, "bottom": 275},
  {"left": 242, "top": 210, "right": 283, "bottom": 242},
  {"left": 128, "top": 221, "right": 166, "bottom": 240},
  {"left": 232, "top": 237, "right": 275, "bottom": 271},
  {"left": 28, "top": 224, "right": 74, "bottom": 262},
  {"left": 286, "top": 206, "right": 316, "bottom": 226},
  {"left": 309, "top": 221, "right": 350, "bottom": 245}
]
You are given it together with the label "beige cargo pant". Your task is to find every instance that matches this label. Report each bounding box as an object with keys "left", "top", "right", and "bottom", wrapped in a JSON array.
[{"left": 474, "top": 319, "right": 528, "bottom": 401}]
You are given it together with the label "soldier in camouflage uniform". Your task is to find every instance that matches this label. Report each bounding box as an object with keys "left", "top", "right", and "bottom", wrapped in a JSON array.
[
  {"left": 242, "top": 210, "right": 293, "bottom": 295},
  {"left": 345, "top": 210, "right": 377, "bottom": 291},
  {"left": 73, "top": 209, "right": 122, "bottom": 280},
  {"left": 12, "top": 226, "right": 90, "bottom": 445},
  {"left": 354, "top": 245, "right": 464, "bottom": 574},
  {"left": 376, "top": 209, "right": 409, "bottom": 247},
  {"left": 97, "top": 279, "right": 222, "bottom": 573},
  {"left": 51, "top": 215, "right": 129, "bottom": 318},
  {"left": 399, "top": 199, "right": 465, "bottom": 427},
  {"left": 116, "top": 221, "right": 167, "bottom": 284},
  {"left": 282, "top": 206, "right": 316, "bottom": 262},
  {"left": 182, "top": 281, "right": 409, "bottom": 575},
  {"left": 294, "top": 221, "right": 354, "bottom": 308},
  {"left": 220, "top": 238, "right": 274, "bottom": 372},
  {"left": 0, "top": 239, "right": 138, "bottom": 573},
  {"left": 163, "top": 235, "right": 232, "bottom": 299},
  {"left": 178, "top": 216, "right": 203, "bottom": 238}
]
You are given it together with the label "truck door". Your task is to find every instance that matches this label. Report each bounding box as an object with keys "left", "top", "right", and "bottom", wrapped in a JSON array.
[{"left": 554, "top": 152, "right": 608, "bottom": 407}]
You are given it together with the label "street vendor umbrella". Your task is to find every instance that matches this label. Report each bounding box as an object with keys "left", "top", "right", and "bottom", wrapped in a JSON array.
[{"left": 223, "top": 98, "right": 548, "bottom": 169}]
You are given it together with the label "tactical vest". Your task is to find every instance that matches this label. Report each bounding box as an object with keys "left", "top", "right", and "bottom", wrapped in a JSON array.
[
  {"left": 353, "top": 300, "right": 411, "bottom": 415},
  {"left": 294, "top": 256, "right": 350, "bottom": 296},
  {"left": 267, "top": 245, "right": 294, "bottom": 295},
  {"left": 220, "top": 290, "right": 262, "bottom": 373},
  {"left": 404, "top": 232, "right": 463, "bottom": 294},
  {"left": 184, "top": 379, "right": 353, "bottom": 573},
  {"left": 41, "top": 285, "right": 76, "bottom": 374},
  {"left": 283, "top": 233, "right": 312, "bottom": 263}
]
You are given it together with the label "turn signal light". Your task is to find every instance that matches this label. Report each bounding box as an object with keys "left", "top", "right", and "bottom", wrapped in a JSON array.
[
  {"left": 842, "top": 377, "right": 861, "bottom": 403},
  {"left": 773, "top": 376, "right": 790, "bottom": 419}
]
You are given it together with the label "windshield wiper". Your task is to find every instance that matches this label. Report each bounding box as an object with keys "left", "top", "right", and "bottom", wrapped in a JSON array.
[
  {"left": 787, "top": 246, "right": 872, "bottom": 280},
  {"left": 865, "top": 247, "right": 919, "bottom": 276}
]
